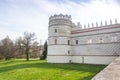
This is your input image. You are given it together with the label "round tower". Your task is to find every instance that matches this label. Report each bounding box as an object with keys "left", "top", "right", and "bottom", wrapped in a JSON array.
[{"left": 47, "top": 14, "right": 72, "bottom": 63}]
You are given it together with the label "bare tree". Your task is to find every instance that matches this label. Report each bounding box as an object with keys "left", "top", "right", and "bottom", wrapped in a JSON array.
[
  {"left": 0, "top": 42, "right": 3, "bottom": 59},
  {"left": 30, "top": 41, "right": 40, "bottom": 58},
  {"left": 15, "top": 37, "right": 25, "bottom": 58},
  {"left": 22, "top": 32, "right": 36, "bottom": 61},
  {"left": 0, "top": 36, "right": 14, "bottom": 60}
]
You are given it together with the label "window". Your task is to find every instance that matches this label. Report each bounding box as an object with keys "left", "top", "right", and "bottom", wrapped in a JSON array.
[
  {"left": 111, "top": 36, "right": 117, "bottom": 42},
  {"left": 68, "top": 40, "right": 70, "bottom": 45},
  {"left": 55, "top": 29, "right": 57, "bottom": 33},
  {"left": 68, "top": 50, "right": 70, "bottom": 55},
  {"left": 76, "top": 40, "right": 78, "bottom": 45},
  {"left": 87, "top": 39, "right": 92, "bottom": 44},
  {"left": 55, "top": 39, "right": 57, "bottom": 44},
  {"left": 98, "top": 37, "right": 104, "bottom": 43},
  {"left": 69, "top": 60, "right": 71, "bottom": 63}
]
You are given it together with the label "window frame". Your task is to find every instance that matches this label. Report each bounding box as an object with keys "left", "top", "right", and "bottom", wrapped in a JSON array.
[
  {"left": 76, "top": 40, "right": 78, "bottom": 45},
  {"left": 54, "top": 29, "right": 57, "bottom": 33},
  {"left": 55, "top": 39, "right": 57, "bottom": 44},
  {"left": 68, "top": 40, "right": 70, "bottom": 45}
]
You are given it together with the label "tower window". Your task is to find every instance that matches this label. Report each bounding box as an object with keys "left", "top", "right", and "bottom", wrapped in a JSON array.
[
  {"left": 68, "top": 40, "right": 70, "bottom": 45},
  {"left": 55, "top": 39, "right": 57, "bottom": 44},
  {"left": 55, "top": 29, "right": 57, "bottom": 33},
  {"left": 76, "top": 40, "right": 78, "bottom": 45},
  {"left": 68, "top": 50, "right": 70, "bottom": 55}
]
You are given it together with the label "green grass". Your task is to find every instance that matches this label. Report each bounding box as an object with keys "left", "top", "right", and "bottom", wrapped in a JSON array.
[{"left": 0, "top": 59, "right": 106, "bottom": 80}]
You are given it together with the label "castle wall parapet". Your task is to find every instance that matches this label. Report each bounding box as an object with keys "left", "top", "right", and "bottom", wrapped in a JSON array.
[{"left": 49, "top": 14, "right": 72, "bottom": 27}]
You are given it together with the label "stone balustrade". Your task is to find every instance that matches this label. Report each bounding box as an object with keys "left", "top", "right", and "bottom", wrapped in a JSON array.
[{"left": 92, "top": 56, "right": 120, "bottom": 80}]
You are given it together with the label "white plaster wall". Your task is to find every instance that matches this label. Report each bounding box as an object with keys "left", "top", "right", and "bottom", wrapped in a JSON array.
[
  {"left": 72, "top": 25, "right": 120, "bottom": 37},
  {"left": 47, "top": 56, "right": 71, "bottom": 63},
  {"left": 47, "top": 56, "right": 117, "bottom": 64},
  {"left": 72, "top": 31, "right": 120, "bottom": 45},
  {"left": 49, "top": 25, "right": 71, "bottom": 37},
  {"left": 71, "top": 56, "right": 83, "bottom": 63},
  {"left": 48, "top": 45, "right": 71, "bottom": 55},
  {"left": 72, "top": 43, "right": 120, "bottom": 55},
  {"left": 47, "top": 15, "right": 120, "bottom": 64},
  {"left": 48, "top": 37, "right": 71, "bottom": 45},
  {"left": 84, "top": 56, "right": 117, "bottom": 64}
]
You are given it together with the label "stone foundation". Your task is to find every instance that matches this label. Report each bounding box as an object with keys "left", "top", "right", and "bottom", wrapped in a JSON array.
[{"left": 47, "top": 55, "right": 117, "bottom": 65}]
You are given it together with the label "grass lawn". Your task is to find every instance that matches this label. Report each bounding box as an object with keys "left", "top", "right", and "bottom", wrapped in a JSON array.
[{"left": 0, "top": 59, "right": 106, "bottom": 80}]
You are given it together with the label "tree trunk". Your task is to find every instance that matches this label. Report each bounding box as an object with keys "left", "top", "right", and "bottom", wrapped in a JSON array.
[
  {"left": 26, "top": 48, "right": 29, "bottom": 61},
  {"left": 5, "top": 57, "right": 8, "bottom": 60}
]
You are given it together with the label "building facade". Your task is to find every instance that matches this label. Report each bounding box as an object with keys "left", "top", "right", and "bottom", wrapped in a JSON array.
[{"left": 47, "top": 14, "right": 120, "bottom": 64}]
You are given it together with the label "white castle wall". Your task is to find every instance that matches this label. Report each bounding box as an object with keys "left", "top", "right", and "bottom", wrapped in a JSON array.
[
  {"left": 48, "top": 45, "right": 71, "bottom": 55},
  {"left": 49, "top": 25, "right": 71, "bottom": 37},
  {"left": 47, "top": 14, "right": 120, "bottom": 64},
  {"left": 47, "top": 56, "right": 71, "bottom": 63},
  {"left": 47, "top": 14, "right": 72, "bottom": 63},
  {"left": 83, "top": 56, "right": 117, "bottom": 64},
  {"left": 47, "top": 55, "right": 117, "bottom": 64},
  {"left": 48, "top": 37, "right": 71, "bottom": 45},
  {"left": 71, "top": 56, "right": 117, "bottom": 64},
  {"left": 71, "top": 56, "right": 83, "bottom": 63},
  {"left": 72, "top": 44, "right": 120, "bottom": 55}
]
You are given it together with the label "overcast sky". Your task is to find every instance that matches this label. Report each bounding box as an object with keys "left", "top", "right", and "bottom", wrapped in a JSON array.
[{"left": 0, "top": 0, "right": 120, "bottom": 43}]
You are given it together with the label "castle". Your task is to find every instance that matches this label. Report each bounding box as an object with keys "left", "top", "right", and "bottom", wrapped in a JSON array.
[{"left": 47, "top": 14, "right": 120, "bottom": 64}]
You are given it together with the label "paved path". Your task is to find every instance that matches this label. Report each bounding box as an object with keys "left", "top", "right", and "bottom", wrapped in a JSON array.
[{"left": 92, "top": 56, "right": 120, "bottom": 80}]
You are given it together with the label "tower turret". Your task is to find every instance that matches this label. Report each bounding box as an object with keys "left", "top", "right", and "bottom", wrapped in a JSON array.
[
  {"left": 48, "top": 14, "right": 72, "bottom": 37},
  {"left": 47, "top": 14, "right": 72, "bottom": 63}
]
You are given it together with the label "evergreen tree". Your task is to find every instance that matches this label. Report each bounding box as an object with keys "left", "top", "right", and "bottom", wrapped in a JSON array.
[{"left": 40, "top": 40, "right": 47, "bottom": 60}]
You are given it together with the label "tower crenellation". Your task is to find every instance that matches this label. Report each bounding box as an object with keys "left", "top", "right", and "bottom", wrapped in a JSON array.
[
  {"left": 49, "top": 14, "right": 71, "bottom": 21},
  {"left": 49, "top": 14, "right": 72, "bottom": 27}
]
